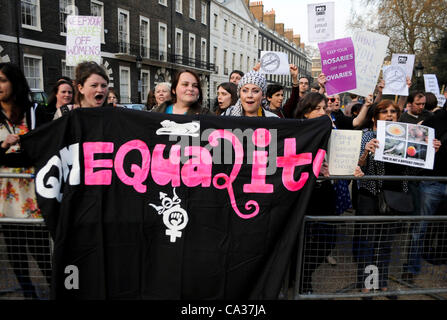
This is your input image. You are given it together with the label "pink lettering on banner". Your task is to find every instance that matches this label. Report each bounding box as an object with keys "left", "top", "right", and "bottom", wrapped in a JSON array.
[
  {"left": 114, "top": 140, "right": 150, "bottom": 193},
  {"left": 209, "top": 129, "right": 259, "bottom": 219},
  {"left": 244, "top": 129, "right": 274, "bottom": 193},
  {"left": 277, "top": 138, "right": 312, "bottom": 191},
  {"left": 151, "top": 144, "right": 181, "bottom": 187},
  {"left": 313, "top": 149, "right": 326, "bottom": 177},
  {"left": 181, "top": 146, "right": 213, "bottom": 187},
  {"left": 84, "top": 142, "right": 114, "bottom": 185}
]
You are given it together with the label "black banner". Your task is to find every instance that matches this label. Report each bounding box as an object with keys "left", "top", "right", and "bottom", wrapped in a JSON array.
[{"left": 21, "top": 107, "right": 332, "bottom": 299}]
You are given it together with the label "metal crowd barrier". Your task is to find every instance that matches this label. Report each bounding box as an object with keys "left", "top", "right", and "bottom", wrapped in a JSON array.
[{"left": 2, "top": 173, "right": 447, "bottom": 300}]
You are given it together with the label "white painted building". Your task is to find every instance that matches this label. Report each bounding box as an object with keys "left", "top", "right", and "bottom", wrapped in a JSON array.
[{"left": 209, "top": 0, "right": 259, "bottom": 109}]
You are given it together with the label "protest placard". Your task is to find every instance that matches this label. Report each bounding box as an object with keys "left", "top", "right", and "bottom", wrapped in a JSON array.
[
  {"left": 328, "top": 130, "right": 362, "bottom": 175},
  {"left": 374, "top": 120, "right": 435, "bottom": 170},
  {"left": 66, "top": 16, "right": 102, "bottom": 66},
  {"left": 391, "top": 54, "right": 415, "bottom": 78},
  {"left": 382, "top": 65, "right": 408, "bottom": 96},
  {"left": 318, "top": 37, "right": 356, "bottom": 96},
  {"left": 308, "top": 2, "right": 335, "bottom": 43},
  {"left": 350, "top": 31, "right": 389, "bottom": 97},
  {"left": 424, "top": 74, "right": 440, "bottom": 95},
  {"left": 260, "top": 51, "right": 290, "bottom": 75}
]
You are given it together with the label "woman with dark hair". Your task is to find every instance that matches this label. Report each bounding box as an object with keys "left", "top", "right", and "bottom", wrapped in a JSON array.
[
  {"left": 0, "top": 62, "right": 51, "bottom": 299},
  {"left": 53, "top": 61, "right": 109, "bottom": 119},
  {"left": 46, "top": 79, "right": 75, "bottom": 118},
  {"left": 152, "top": 69, "right": 211, "bottom": 115},
  {"left": 294, "top": 92, "right": 328, "bottom": 119},
  {"left": 215, "top": 82, "right": 237, "bottom": 115}
]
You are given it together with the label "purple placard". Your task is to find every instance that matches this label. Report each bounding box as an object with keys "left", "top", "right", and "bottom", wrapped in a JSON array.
[{"left": 318, "top": 37, "right": 357, "bottom": 96}]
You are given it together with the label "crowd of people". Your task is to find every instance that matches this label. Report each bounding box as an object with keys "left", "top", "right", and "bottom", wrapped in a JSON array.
[{"left": 1, "top": 59, "right": 447, "bottom": 299}]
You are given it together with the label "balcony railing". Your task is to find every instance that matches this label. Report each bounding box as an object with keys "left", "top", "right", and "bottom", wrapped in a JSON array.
[{"left": 112, "top": 42, "right": 216, "bottom": 72}]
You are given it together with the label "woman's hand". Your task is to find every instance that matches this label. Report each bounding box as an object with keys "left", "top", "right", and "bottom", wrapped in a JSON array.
[
  {"left": 433, "top": 138, "right": 442, "bottom": 153},
  {"left": 253, "top": 62, "right": 261, "bottom": 72},
  {"left": 364, "top": 94, "right": 374, "bottom": 107},
  {"left": 1, "top": 134, "right": 20, "bottom": 149},
  {"left": 354, "top": 166, "right": 364, "bottom": 177},
  {"left": 321, "top": 161, "right": 330, "bottom": 177},
  {"left": 376, "top": 79, "right": 385, "bottom": 93},
  {"left": 365, "top": 138, "right": 379, "bottom": 154}
]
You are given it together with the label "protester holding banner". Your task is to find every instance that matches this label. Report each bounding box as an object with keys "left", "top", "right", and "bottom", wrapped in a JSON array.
[
  {"left": 53, "top": 61, "right": 109, "bottom": 120},
  {"left": 0, "top": 62, "right": 51, "bottom": 299},
  {"left": 354, "top": 99, "right": 414, "bottom": 299},
  {"left": 215, "top": 82, "right": 238, "bottom": 115},
  {"left": 46, "top": 79, "right": 75, "bottom": 119},
  {"left": 222, "top": 71, "right": 278, "bottom": 118}
]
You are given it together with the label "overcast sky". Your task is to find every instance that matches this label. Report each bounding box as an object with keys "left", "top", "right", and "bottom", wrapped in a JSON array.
[{"left": 259, "top": 0, "right": 357, "bottom": 46}]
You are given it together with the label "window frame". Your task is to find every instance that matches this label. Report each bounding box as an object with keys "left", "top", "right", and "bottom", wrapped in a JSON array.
[
  {"left": 118, "top": 8, "right": 130, "bottom": 54},
  {"left": 23, "top": 54, "right": 43, "bottom": 90},
  {"left": 119, "top": 66, "right": 131, "bottom": 104},
  {"left": 21, "top": 0, "right": 42, "bottom": 32}
]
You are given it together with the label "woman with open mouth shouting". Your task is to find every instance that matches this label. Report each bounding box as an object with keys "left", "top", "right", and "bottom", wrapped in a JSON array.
[
  {"left": 222, "top": 71, "right": 278, "bottom": 118},
  {"left": 53, "top": 61, "right": 109, "bottom": 120}
]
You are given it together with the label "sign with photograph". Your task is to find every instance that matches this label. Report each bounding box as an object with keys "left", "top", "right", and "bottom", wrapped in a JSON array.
[
  {"left": 350, "top": 31, "right": 389, "bottom": 97},
  {"left": 66, "top": 16, "right": 102, "bottom": 66},
  {"left": 327, "top": 130, "right": 362, "bottom": 175},
  {"left": 260, "top": 51, "right": 290, "bottom": 75},
  {"left": 308, "top": 2, "right": 335, "bottom": 43},
  {"left": 374, "top": 121, "right": 435, "bottom": 170},
  {"left": 318, "top": 37, "right": 356, "bottom": 96}
]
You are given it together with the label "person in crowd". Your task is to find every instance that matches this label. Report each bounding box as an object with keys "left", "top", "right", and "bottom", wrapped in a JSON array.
[
  {"left": 398, "top": 91, "right": 432, "bottom": 124},
  {"left": 153, "top": 82, "right": 172, "bottom": 109},
  {"left": 229, "top": 70, "right": 244, "bottom": 85},
  {"left": 222, "top": 71, "right": 278, "bottom": 118},
  {"left": 310, "top": 82, "right": 320, "bottom": 93},
  {"left": 293, "top": 92, "right": 363, "bottom": 293},
  {"left": 106, "top": 88, "right": 119, "bottom": 107},
  {"left": 402, "top": 105, "right": 445, "bottom": 285},
  {"left": 344, "top": 93, "right": 361, "bottom": 117},
  {"left": 265, "top": 83, "right": 285, "bottom": 118},
  {"left": 215, "top": 82, "right": 237, "bottom": 115},
  {"left": 46, "top": 79, "right": 75, "bottom": 119},
  {"left": 424, "top": 92, "right": 440, "bottom": 113},
  {"left": 145, "top": 89, "right": 157, "bottom": 110},
  {"left": 152, "top": 70, "right": 211, "bottom": 115},
  {"left": 353, "top": 99, "right": 440, "bottom": 299},
  {"left": 298, "top": 76, "right": 310, "bottom": 98},
  {"left": 327, "top": 93, "right": 373, "bottom": 129},
  {"left": 53, "top": 61, "right": 109, "bottom": 120},
  {"left": 0, "top": 62, "right": 52, "bottom": 299}
]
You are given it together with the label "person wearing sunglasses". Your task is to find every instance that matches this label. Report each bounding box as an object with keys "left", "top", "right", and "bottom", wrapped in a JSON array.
[{"left": 326, "top": 93, "right": 373, "bottom": 129}]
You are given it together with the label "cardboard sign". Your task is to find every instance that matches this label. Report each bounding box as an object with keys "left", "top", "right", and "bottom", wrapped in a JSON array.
[
  {"left": 328, "top": 130, "right": 362, "bottom": 175},
  {"left": 318, "top": 37, "right": 356, "bottom": 96},
  {"left": 308, "top": 2, "right": 335, "bottom": 43},
  {"left": 375, "top": 121, "right": 435, "bottom": 170},
  {"left": 259, "top": 51, "right": 290, "bottom": 75},
  {"left": 391, "top": 54, "right": 415, "bottom": 78},
  {"left": 382, "top": 65, "right": 408, "bottom": 96},
  {"left": 350, "top": 31, "right": 389, "bottom": 97},
  {"left": 66, "top": 16, "right": 102, "bottom": 66},
  {"left": 424, "top": 74, "right": 440, "bottom": 95}
]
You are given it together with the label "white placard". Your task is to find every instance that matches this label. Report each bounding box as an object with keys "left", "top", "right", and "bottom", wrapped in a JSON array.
[
  {"left": 66, "top": 16, "right": 102, "bottom": 67},
  {"left": 308, "top": 2, "right": 335, "bottom": 43},
  {"left": 374, "top": 120, "right": 435, "bottom": 170},
  {"left": 382, "top": 65, "right": 408, "bottom": 96},
  {"left": 424, "top": 74, "right": 440, "bottom": 95},
  {"left": 350, "top": 31, "right": 389, "bottom": 97},
  {"left": 391, "top": 54, "right": 415, "bottom": 78},
  {"left": 327, "top": 130, "right": 362, "bottom": 175},
  {"left": 437, "top": 95, "right": 446, "bottom": 107},
  {"left": 259, "top": 51, "right": 290, "bottom": 75}
]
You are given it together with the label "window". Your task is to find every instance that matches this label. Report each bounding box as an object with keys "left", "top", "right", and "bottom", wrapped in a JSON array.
[
  {"left": 201, "top": 1, "right": 207, "bottom": 24},
  {"left": 232, "top": 52, "right": 235, "bottom": 70},
  {"left": 21, "top": 0, "right": 41, "bottom": 31},
  {"left": 247, "top": 56, "right": 250, "bottom": 71},
  {"left": 254, "top": 35, "right": 257, "bottom": 47},
  {"left": 175, "top": 28, "right": 183, "bottom": 63},
  {"left": 61, "top": 60, "right": 75, "bottom": 80},
  {"left": 189, "top": 0, "right": 195, "bottom": 19},
  {"left": 159, "top": 23, "right": 167, "bottom": 61},
  {"left": 224, "top": 19, "right": 228, "bottom": 33},
  {"left": 158, "top": 0, "right": 167, "bottom": 6},
  {"left": 91, "top": 0, "right": 104, "bottom": 43},
  {"left": 119, "top": 66, "right": 130, "bottom": 103},
  {"left": 59, "top": 0, "right": 75, "bottom": 34},
  {"left": 240, "top": 53, "right": 243, "bottom": 70},
  {"left": 140, "top": 17, "right": 150, "bottom": 58},
  {"left": 223, "top": 50, "right": 228, "bottom": 75},
  {"left": 240, "top": 28, "right": 243, "bottom": 41},
  {"left": 213, "top": 14, "right": 218, "bottom": 29},
  {"left": 247, "top": 31, "right": 250, "bottom": 43},
  {"left": 232, "top": 24, "right": 236, "bottom": 37},
  {"left": 189, "top": 34, "right": 196, "bottom": 62},
  {"left": 213, "top": 46, "right": 218, "bottom": 66},
  {"left": 201, "top": 38, "right": 207, "bottom": 64},
  {"left": 23, "top": 54, "right": 43, "bottom": 89},
  {"left": 118, "top": 9, "right": 130, "bottom": 54},
  {"left": 176, "top": 0, "right": 182, "bottom": 13},
  {"left": 141, "top": 70, "right": 150, "bottom": 103}
]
